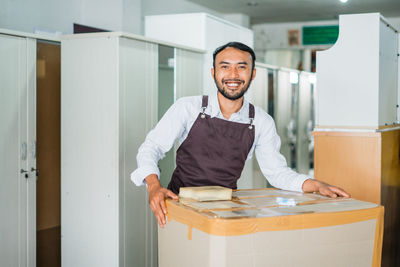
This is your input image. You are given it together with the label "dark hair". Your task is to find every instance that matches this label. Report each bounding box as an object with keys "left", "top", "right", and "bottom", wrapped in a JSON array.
[{"left": 213, "top": 42, "right": 256, "bottom": 70}]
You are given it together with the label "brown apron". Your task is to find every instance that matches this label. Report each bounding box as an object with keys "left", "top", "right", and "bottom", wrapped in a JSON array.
[{"left": 168, "top": 95, "right": 255, "bottom": 194}]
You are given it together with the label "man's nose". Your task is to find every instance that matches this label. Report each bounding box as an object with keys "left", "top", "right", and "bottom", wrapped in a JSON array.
[{"left": 228, "top": 67, "right": 239, "bottom": 79}]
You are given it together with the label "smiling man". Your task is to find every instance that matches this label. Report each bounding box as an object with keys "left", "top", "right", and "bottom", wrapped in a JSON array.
[{"left": 131, "top": 42, "right": 349, "bottom": 227}]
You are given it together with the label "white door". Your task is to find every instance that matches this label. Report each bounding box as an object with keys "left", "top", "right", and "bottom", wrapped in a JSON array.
[{"left": 0, "top": 34, "right": 36, "bottom": 267}]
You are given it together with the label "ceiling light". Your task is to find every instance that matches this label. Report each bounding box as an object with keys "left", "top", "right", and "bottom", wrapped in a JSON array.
[
  {"left": 290, "top": 72, "right": 299, "bottom": 84},
  {"left": 247, "top": 2, "right": 258, "bottom": 7},
  {"left": 339, "top": 0, "right": 348, "bottom": 3},
  {"left": 308, "top": 75, "right": 316, "bottom": 85}
]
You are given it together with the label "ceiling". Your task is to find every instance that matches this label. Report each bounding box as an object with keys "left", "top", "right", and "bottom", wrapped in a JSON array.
[{"left": 186, "top": 0, "right": 400, "bottom": 24}]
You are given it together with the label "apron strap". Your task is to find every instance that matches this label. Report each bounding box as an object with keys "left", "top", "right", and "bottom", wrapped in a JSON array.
[
  {"left": 248, "top": 104, "right": 255, "bottom": 129},
  {"left": 201, "top": 95, "right": 208, "bottom": 118},
  {"left": 202, "top": 95, "right": 209, "bottom": 108},
  {"left": 249, "top": 103, "right": 255, "bottom": 119}
]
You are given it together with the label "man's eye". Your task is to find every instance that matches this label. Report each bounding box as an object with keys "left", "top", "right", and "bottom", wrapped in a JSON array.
[
  {"left": 221, "top": 65, "right": 228, "bottom": 69},
  {"left": 239, "top": 65, "right": 247, "bottom": 69}
]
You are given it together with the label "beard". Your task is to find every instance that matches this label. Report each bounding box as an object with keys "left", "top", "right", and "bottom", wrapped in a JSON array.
[{"left": 214, "top": 70, "right": 254, "bottom": 101}]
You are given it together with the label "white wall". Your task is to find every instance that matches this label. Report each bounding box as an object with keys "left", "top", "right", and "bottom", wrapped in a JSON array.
[
  {"left": 141, "top": 0, "right": 221, "bottom": 33},
  {"left": 1, "top": 0, "right": 222, "bottom": 35},
  {"left": 123, "top": 0, "right": 142, "bottom": 34},
  {"left": 0, "top": 0, "right": 230, "bottom": 34},
  {"left": 142, "top": 0, "right": 220, "bottom": 17},
  {"left": 264, "top": 50, "right": 303, "bottom": 70},
  {"left": 253, "top": 16, "right": 400, "bottom": 51},
  {"left": 252, "top": 15, "right": 400, "bottom": 66},
  {"left": 0, "top": 0, "right": 225, "bottom": 35},
  {"left": 222, "top": 13, "right": 250, "bottom": 28},
  {"left": 252, "top": 19, "right": 338, "bottom": 52},
  {"left": 0, "top": 0, "right": 142, "bottom": 34}
]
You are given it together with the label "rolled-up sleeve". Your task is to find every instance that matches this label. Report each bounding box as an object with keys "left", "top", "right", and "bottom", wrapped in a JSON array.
[
  {"left": 255, "top": 114, "right": 311, "bottom": 192},
  {"left": 130, "top": 98, "right": 188, "bottom": 186}
]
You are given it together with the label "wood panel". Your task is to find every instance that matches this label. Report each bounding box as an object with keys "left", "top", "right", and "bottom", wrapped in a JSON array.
[
  {"left": 36, "top": 41, "right": 61, "bottom": 267},
  {"left": 37, "top": 41, "right": 61, "bottom": 231},
  {"left": 381, "top": 130, "right": 400, "bottom": 267},
  {"left": 37, "top": 226, "right": 61, "bottom": 267},
  {"left": 313, "top": 129, "right": 400, "bottom": 267},
  {"left": 313, "top": 131, "right": 381, "bottom": 204}
]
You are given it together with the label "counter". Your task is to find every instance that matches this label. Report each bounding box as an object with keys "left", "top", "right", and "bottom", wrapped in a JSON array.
[{"left": 159, "top": 188, "right": 383, "bottom": 267}]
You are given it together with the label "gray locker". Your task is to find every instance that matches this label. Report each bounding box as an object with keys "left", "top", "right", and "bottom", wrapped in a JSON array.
[
  {"left": 0, "top": 29, "right": 60, "bottom": 267},
  {"left": 61, "top": 32, "right": 203, "bottom": 267}
]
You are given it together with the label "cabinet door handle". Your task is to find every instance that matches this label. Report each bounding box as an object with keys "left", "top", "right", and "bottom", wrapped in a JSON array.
[
  {"left": 20, "top": 169, "right": 29, "bottom": 178},
  {"left": 31, "top": 167, "right": 39, "bottom": 177}
]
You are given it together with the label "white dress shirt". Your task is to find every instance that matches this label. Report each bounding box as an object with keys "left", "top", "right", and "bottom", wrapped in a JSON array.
[{"left": 131, "top": 92, "right": 311, "bottom": 192}]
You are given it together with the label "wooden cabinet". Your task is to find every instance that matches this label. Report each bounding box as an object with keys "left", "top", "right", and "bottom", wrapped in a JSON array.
[{"left": 313, "top": 128, "right": 400, "bottom": 266}]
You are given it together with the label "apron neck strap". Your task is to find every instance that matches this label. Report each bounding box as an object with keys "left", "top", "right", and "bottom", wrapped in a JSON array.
[
  {"left": 248, "top": 104, "right": 255, "bottom": 129},
  {"left": 201, "top": 95, "right": 209, "bottom": 108},
  {"left": 202, "top": 95, "right": 255, "bottom": 120},
  {"left": 201, "top": 95, "right": 208, "bottom": 118},
  {"left": 249, "top": 103, "right": 255, "bottom": 119}
]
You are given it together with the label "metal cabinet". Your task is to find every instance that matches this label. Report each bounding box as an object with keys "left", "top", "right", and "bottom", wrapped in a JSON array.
[
  {"left": 61, "top": 32, "right": 203, "bottom": 267},
  {"left": 0, "top": 29, "right": 59, "bottom": 267},
  {"left": 273, "top": 68, "right": 316, "bottom": 175},
  {"left": 316, "top": 13, "right": 399, "bottom": 128}
]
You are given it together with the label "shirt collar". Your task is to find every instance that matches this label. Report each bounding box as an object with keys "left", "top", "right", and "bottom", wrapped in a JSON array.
[{"left": 208, "top": 91, "right": 250, "bottom": 121}]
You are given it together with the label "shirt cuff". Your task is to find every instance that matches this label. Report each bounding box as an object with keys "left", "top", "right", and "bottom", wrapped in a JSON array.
[
  {"left": 298, "top": 174, "right": 314, "bottom": 192},
  {"left": 130, "top": 166, "right": 160, "bottom": 186}
]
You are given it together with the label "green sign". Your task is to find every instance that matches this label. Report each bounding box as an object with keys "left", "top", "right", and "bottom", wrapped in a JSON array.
[{"left": 302, "top": 25, "right": 339, "bottom": 45}]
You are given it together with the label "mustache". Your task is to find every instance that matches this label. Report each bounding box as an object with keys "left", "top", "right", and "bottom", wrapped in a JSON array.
[{"left": 222, "top": 78, "right": 245, "bottom": 83}]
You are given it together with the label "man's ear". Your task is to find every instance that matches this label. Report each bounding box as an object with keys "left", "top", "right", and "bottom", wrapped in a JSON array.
[
  {"left": 251, "top": 68, "right": 257, "bottom": 81},
  {"left": 211, "top": 67, "right": 214, "bottom": 78}
]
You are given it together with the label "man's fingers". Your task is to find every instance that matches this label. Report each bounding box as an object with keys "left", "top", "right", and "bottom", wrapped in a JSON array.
[
  {"left": 155, "top": 194, "right": 167, "bottom": 224},
  {"left": 157, "top": 206, "right": 166, "bottom": 225},
  {"left": 165, "top": 189, "right": 178, "bottom": 200},
  {"left": 150, "top": 201, "right": 163, "bottom": 227},
  {"left": 319, "top": 187, "right": 337, "bottom": 198},
  {"left": 150, "top": 200, "right": 157, "bottom": 213},
  {"left": 149, "top": 195, "right": 167, "bottom": 227},
  {"left": 160, "top": 198, "right": 167, "bottom": 215},
  {"left": 148, "top": 186, "right": 176, "bottom": 228},
  {"left": 322, "top": 186, "right": 351, "bottom": 198},
  {"left": 156, "top": 213, "right": 164, "bottom": 228},
  {"left": 326, "top": 190, "right": 337, "bottom": 198},
  {"left": 154, "top": 201, "right": 166, "bottom": 227},
  {"left": 330, "top": 186, "right": 350, "bottom": 198}
]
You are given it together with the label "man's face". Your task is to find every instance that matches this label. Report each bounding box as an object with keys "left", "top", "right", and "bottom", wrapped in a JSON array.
[{"left": 212, "top": 47, "right": 256, "bottom": 101}]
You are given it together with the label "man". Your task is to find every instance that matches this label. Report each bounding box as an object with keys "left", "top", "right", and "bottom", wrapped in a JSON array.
[{"left": 131, "top": 42, "right": 349, "bottom": 227}]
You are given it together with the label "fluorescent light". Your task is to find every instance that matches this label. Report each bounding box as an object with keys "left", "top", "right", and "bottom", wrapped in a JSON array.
[
  {"left": 290, "top": 72, "right": 299, "bottom": 84},
  {"left": 339, "top": 0, "right": 348, "bottom": 3},
  {"left": 247, "top": 2, "right": 258, "bottom": 6},
  {"left": 308, "top": 75, "right": 316, "bottom": 85}
]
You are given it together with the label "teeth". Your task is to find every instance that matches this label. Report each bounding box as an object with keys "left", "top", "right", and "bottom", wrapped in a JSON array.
[{"left": 227, "top": 83, "right": 239, "bottom": 86}]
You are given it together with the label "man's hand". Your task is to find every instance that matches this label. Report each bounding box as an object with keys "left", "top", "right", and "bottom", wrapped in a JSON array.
[
  {"left": 146, "top": 174, "right": 178, "bottom": 228},
  {"left": 302, "top": 179, "right": 350, "bottom": 198}
]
